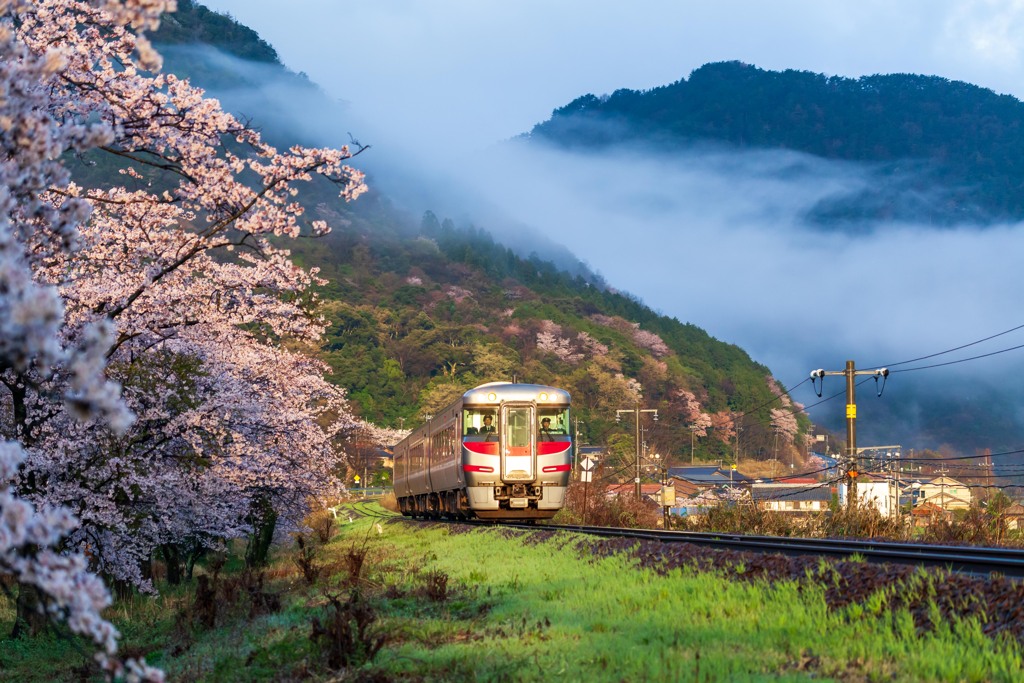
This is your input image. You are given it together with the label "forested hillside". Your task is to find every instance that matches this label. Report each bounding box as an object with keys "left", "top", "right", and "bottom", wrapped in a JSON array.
[
  {"left": 289, "top": 202, "right": 809, "bottom": 466},
  {"left": 528, "top": 60, "right": 1024, "bottom": 225}
]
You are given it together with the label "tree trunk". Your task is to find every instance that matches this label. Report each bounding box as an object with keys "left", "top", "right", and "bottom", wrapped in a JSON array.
[
  {"left": 160, "top": 543, "right": 183, "bottom": 585},
  {"left": 185, "top": 545, "right": 206, "bottom": 582},
  {"left": 244, "top": 495, "right": 278, "bottom": 568},
  {"left": 11, "top": 583, "right": 48, "bottom": 639}
]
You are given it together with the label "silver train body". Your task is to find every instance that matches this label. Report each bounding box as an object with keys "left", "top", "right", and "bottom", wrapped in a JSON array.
[{"left": 393, "top": 382, "right": 572, "bottom": 520}]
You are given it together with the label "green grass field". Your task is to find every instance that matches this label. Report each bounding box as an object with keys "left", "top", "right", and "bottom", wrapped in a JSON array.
[{"left": 2, "top": 506, "right": 1021, "bottom": 682}]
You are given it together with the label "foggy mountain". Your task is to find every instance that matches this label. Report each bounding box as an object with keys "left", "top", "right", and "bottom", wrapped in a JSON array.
[{"left": 526, "top": 60, "right": 1024, "bottom": 228}]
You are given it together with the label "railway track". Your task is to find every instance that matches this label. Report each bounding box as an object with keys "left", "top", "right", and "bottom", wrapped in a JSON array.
[
  {"left": 466, "top": 521, "right": 1024, "bottom": 578},
  {"left": 337, "top": 500, "right": 401, "bottom": 520}
]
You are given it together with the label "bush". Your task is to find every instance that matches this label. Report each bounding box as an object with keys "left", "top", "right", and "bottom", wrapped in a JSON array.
[
  {"left": 310, "top": 590, "right": 385, "bottom": 670},
  {"left": 556, "top": 481, "right": 661, "bottom": 528}
]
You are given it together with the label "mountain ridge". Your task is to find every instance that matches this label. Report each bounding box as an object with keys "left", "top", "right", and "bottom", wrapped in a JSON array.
[{"left": 527, "top": 60, "right": 1024, "bottom": 226}]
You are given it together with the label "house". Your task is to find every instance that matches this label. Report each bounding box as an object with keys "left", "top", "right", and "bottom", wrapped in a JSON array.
[
  {"left": 917, "top": 490, "right": 972, "bottom": 512},
  {"left": 751, "top": 483, "right": 831, "bottom": 513},
  {"left": 910, "top": 501, "right": 945, "bottom": 527},
  {"left": 838, "top": 474, "right": 900, "bottom": 517},
  {"left": 671, "top": 486, "right": 749, "bottom": 517},
  {"left": 605, "top": 483, "right": 663, "bottom": 501},
  {"left": 376, "top": 446, "right": 394, "bottom": 470},
  {"left": 666, "top": 466, "right": 754, "bottom": 495},
  {"left": 1001, "top": 502, "right": 1024, "bottom": 531},
  {"left": 914, "top": 476, "right": 971, "bottom": 510}
]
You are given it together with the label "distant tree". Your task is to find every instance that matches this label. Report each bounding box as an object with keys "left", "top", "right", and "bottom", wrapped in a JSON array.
[
  {"left": 469, "top": 341, "right": 518, "bottom": 381},
  {"left": 417, "top": 381, "right": 466, "bottom": 421}
]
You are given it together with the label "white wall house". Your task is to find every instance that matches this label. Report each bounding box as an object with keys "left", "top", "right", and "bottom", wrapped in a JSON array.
[{"left": 838, "top": 476, "right": 900, "bottom": 517}]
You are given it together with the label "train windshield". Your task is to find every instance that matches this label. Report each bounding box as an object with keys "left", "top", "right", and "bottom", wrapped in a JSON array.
[
  {"left": 504, "top": 406, "right": 533, "bottom": 448},
  {"left": 538, "top": 406, "right": 570, "bottom": 442},
  {"left": 463, "top": 408, "right": 498, "bottom": 441}
]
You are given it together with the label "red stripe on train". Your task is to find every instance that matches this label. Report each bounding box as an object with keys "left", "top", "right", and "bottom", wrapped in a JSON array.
[
  {"left": 463, "top": 465, "right": 494, "bottom": 473},
  {"left": 538, "top": 442, "right": 571, "bottom": 456},
  {"left": 463, "top": 441, "right": 499, "bottom": 455},
  {"left": 542, "top": 464, "right": 572, "bottom": 473}
]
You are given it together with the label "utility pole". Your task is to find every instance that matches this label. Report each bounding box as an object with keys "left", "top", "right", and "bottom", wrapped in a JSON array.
[
  {"left": 733, "top": 424, "right": 743, "bottom": 468},
  {"left": 810, "top": 361, "right": 888, "bottom": 508},
  {"left": 572, "top": 417, "right": 584, "bottom": 478},
  {"left": 689, "top": 425, "right": 696, "bottom": 464},
  {"left": 772, "top": 426, "right": 780, "bottom": 479},
  {"left": 616, "top": 402, "right": 658, "bottom": 500}
]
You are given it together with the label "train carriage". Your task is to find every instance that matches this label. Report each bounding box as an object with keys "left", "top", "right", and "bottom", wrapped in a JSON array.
[{"left": 393, "top": 382, "right": 572, "bottom": 520}]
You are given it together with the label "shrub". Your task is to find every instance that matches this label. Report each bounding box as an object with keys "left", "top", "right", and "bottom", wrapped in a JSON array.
[{"left": 310, "top": 590, "right": 385, "bottom": 670}]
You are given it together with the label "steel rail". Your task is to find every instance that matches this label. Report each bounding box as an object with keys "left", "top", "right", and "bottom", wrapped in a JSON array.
[{"left": 488, "top": 522, "right": 1024, "bottom": 578}]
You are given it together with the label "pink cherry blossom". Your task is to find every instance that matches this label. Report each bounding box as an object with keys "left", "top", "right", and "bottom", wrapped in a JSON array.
[{"left": 2, "top": 1, "right": 368, "bottom": 678}]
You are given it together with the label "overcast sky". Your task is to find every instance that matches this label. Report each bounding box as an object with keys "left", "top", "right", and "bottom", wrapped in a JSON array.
[{"left": 198, "top": 1, "right": 1024, "bottom": 446}]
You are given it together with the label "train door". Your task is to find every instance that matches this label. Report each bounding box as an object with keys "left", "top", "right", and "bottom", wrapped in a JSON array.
[{"left": 500, "top": 403, "right": 535, "bottom": 481}]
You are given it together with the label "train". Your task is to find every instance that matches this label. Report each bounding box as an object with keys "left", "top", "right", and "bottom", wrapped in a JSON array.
[{"left": 393, "top": 382, "right": 572, "bottom": 520}]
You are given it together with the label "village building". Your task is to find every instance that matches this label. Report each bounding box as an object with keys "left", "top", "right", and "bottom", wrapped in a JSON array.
[
  {"left": 666, "top": 466, "right": 753, "bottom": 494},
  {"left": 912, "top": 475, "right": 972, "bottom": 510},
  {"left": 751, "top": 483, "right": 831, "bottom": 513},
  {"left": 838, "top": 473, "right": 901, "bottom": 517}
]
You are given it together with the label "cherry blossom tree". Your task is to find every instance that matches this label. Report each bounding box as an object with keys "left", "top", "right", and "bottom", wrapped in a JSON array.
[
  {"left": 1, "top": 0, "right": 367, "bottom": 677},
  {"left": 632, "top": 328, "right": 670, "bottom": 358},
  {"left": 674, "top": 388, "right": 713, "bottom": 437},
  {"left": 1, "top": 1, "right": 179, "bottom": 677},
  {"left": 766, "top": 375, "right": 802, "bottom": 445},
  {"left": 769, "top": 407, "right": 801, "bottom": 443},
  {"left": 535, "top": 320, "right": 584, "bottom": 364}
]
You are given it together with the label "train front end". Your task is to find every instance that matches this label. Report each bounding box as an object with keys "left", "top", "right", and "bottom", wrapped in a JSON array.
[{"left": 460, "top": 383, "right": 572, "bottom": 520}]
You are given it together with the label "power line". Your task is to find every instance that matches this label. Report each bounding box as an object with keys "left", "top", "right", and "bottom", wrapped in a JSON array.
[
  {"left": 879, "top": 322, "right": 1024, "bottom": 369},
  {"left": 898, "top": 447, "right": 1024, "bottom": 462},
  {"left": 889, "top": 342, "right": 1024, "bottom": 373}
]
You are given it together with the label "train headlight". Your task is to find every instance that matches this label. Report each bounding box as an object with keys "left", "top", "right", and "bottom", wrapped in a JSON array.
[
  {"left": 487, "top": 392, "right": 497, "bottom": 402},
  {"left": 538, "top": 392, "right": 549, "bottom": 402}
]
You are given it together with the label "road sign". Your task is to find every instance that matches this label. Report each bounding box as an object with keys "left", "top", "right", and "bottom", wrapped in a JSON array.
[
  {"left": 581, "top": 456, "right": 596, "bottom": 472},
  {"left": 581, "top": 470, "right": 592, "bottom": 483}
]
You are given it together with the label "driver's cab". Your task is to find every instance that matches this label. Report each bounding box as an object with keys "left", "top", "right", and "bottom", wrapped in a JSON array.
[
  {"left": 537, "top": 406, "right": 570, "bottom": 442},
  {"left": 463, "top": 408, "right": 498, "bottom": 442}
]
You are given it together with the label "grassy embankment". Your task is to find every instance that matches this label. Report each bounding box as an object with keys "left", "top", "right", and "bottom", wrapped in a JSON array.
[{"left": 1, "top": 504, "right": 1021, "bottom": 682}]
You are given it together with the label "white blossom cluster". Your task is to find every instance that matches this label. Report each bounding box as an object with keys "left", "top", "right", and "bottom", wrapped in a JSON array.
[
  {"left": 535, "top": 320, "right": 584, "bottom": 364},
  {"left": 1, "top": 0, "right": 367, "bottom": 679},
  {"left": 674, "top": 388, "right": 713, "bottom": 436},
  {"left": 766, "top": 375, "right": 801, "bottom": 443},
  {"left": 0, "top": 1, "right": 167, "bottom": 677},
  {"left": 631, "top": 328, "right": 670, "bottom": 358}
]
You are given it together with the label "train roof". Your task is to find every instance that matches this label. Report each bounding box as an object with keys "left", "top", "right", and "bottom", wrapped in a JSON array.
[{"left": 462, "top": 382, "right": 570, "bottom": 404}]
